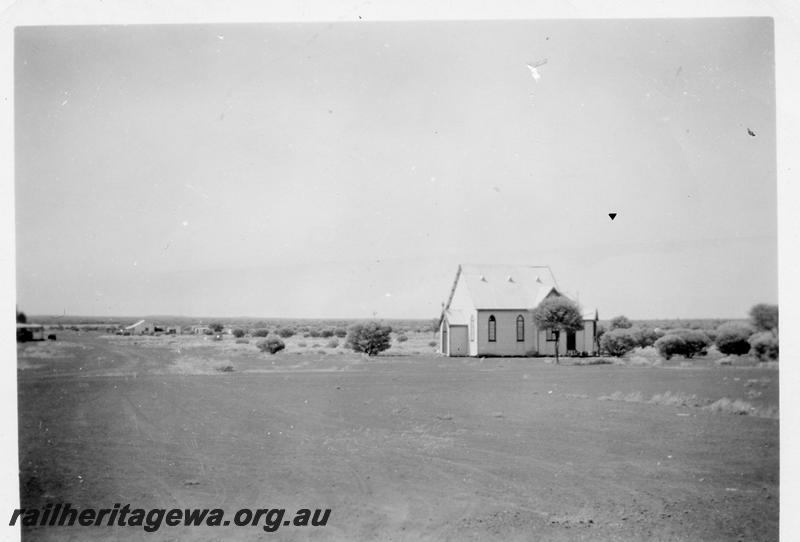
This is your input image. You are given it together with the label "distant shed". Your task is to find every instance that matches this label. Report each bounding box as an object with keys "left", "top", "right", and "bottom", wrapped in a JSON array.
[
  {"left": 124, "top": 320, "right": 155, "bottom": 335},
  {"left": 17, "top": 323, "right": 44, "bottom": 342}
]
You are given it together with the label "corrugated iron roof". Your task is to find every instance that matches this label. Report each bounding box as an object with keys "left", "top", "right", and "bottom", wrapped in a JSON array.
[
  {"left": 459, "top": 264, "right": 559, "bottom": 310},
  {"left": 125, "top": 319, "right": 146, "bottom": 330}
]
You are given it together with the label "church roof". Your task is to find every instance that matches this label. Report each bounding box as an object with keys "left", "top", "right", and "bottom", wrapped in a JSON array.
[{"left": 458, "top": 264, "right": 559, "bottom": 309}]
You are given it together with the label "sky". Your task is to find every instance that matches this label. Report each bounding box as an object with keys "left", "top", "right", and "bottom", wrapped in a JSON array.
[{"left": 14, "top": 18, "right": 777, "bottom": 320}]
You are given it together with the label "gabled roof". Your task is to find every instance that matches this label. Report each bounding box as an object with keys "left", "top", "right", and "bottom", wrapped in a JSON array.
[
  {"left": 443, "top": 308, "right": 470, "bottom": 326},
  {"left": 458, "top": 264, "right": 560, "bottom": 310},
  {"left": 125, "top": 319, "right": 146, "bottom": 330}
]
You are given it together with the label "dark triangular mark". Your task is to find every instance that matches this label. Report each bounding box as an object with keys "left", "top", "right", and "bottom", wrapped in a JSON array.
[
  {"left": 609, "top": 213, "right": 617, "bottom": 221},
  {"left": 747, "top": 128, "right": 756, "bottom": 137}
]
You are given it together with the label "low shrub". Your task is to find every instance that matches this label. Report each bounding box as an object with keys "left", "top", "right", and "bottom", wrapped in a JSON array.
[
  {"left": 715, "top": 322, "right": 755, "bottom": 355},
  {"left": 600, "top": 328, "right": 638, "bottom": 357},
  {"left": 683, "top": 329, "right": 711, "bottom": 357},
  {"left": 665, "top": 329, "right": 711, "bottom": 358},
  {"left": 750, "top": 303, "right": 778, "bottom": 332},
  {"left": 654, "top": 334, "right": 686, "bottom": 360},
  {"left": 298, "top": 341, "right": 308, "bottom": 347},
  {"left": 749, "top": 331, "right": 778, "bottom": 361},
  {"left": 346, "top": 322, "right": 393, "bottom": 356},
  {"left": 309, "top": 329, "right": 321, "bottom": 338},
  {"left": 252, "top": 328, "right": 269, "bottom": 337},
  {"left": 277, "top": 328, "right": 295, "bottom": 338},
  {"left": 47, "top": 334, "right": 57, "bottom": 341},
  {"left": 703, "top": 397, "right": 753, "bottom": 416},
  {"left": 334, "top": 327, "right": 348, "bottom": 338},
  {"left": 320, "top": 329, "right": 334, "bottom": 338},
  {"left": 609, "top": 315, "right": 633, "bottom": 330},
  {"left": 655, "top": 329, "right": 710, "bottom": 359},
  {"left": 428, "top": 341, "right": 437, "bottom": 347},
  {"left": 396, "top": 334, "right": 409, "bottom": 343},
  {"left": 256, "top": 337, "right": 286, "bottom": 354},
  {"left": 648, "top": 390, "right": 699, "bottom": 407},
  {"left": 235, "top": 338, "right": 249, "bottom": 344},
  {"left": 595, "top": 324, "right": 607, "bottom": 344},
  {"left": 629, "top": 326, "right": 662, "bottom": 348},
  {"left": 326, "top": 339, "right": 339, "bottom": 348},
  {"left": 232, "top": 328, "right": 246, "bottom": 338}
]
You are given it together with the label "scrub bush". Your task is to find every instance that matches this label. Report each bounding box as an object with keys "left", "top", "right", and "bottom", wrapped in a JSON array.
[
  {"left": 715, "top": 322, "right": 755, "bottom": 355},
  {"left": 609, "top": 315, "right": 633, "bottom": 330},
  {"left": 750, "top": 303, "right": 778, "bottom": 331},
  {"left": 346, "top": 322, "right": 393, "bottom": 356},
  {"left": 629, "top": 326, "right": 663, "bottom": 348},
  {"left": 666, "top": 329, "right": 710, "bottom": 358},
  {"left": 256, "top": 338, "right": 285, "bottom": 354},
  {"left": 600, "top": 328, "right": 638, "bottom": 357},
  {"left": 749, "top": 331, "right": 778, "bottom": 361},
  {"left": 655, "top": 334, "right": 686, "bottom": 360},
  {"left": 655, "top": 329, "right": 710, "bottom": 359}
]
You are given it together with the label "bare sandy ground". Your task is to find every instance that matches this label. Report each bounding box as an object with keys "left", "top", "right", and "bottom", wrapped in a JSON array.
[{"left": 16, "top": 332, "right": 778, "bottom": 541}]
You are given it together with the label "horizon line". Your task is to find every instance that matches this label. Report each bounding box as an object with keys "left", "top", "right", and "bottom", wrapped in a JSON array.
[{"left": 25, "top": 313, "right": 751, "bottom": 322}]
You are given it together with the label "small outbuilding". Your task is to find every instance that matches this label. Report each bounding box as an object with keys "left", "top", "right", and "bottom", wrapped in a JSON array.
[
  {"left": 124, "top": 320, "right": 155, "bottom": 335},
  {"left": 438, "top": 264, "right": 598, "bottom": 357},
  {"left": 16, "top": 323, "right": 45, "bottom": 342}
]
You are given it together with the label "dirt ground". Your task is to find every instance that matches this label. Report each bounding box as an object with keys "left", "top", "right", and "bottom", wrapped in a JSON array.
[{"left": 16, "top": 332, "right": 778, "bottom": 541}]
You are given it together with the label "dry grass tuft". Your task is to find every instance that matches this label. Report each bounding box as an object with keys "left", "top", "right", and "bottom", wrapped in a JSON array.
[
  {"left": 648, "top": 391, "right": 699, "bottom": 407},
  {"left": 572, "top": 357, "right": 613, "bottom": 366},
  {"left": 598, "top": 391, "right": 643, "bottom": 402},
  {"left": 703, "top": 398, "right": 778, "bottom": 419},
  {"left": 162, "top": 356, "right": 237, "bottom": 375}
]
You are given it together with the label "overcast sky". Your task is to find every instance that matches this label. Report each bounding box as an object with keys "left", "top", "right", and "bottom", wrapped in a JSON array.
[{"left": 14, "top": 18, "right": 776, "bottom": 319}]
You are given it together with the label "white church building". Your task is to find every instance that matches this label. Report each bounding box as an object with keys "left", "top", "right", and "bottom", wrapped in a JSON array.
[{"left": 438, "top": 264, "right": 598, "bottom": 357}]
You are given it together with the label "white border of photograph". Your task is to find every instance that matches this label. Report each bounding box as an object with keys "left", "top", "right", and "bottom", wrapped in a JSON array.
[{"left": 1, "top": 2, "right": 797, "bottom": 540}]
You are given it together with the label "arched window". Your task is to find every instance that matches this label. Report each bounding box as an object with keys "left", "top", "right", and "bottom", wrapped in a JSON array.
[
  {"left": 516, "top": 315, "right": 525, "bottom": 342},
  {"left": 488, "top": 315, "right": 496, "bottom": 342}
]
